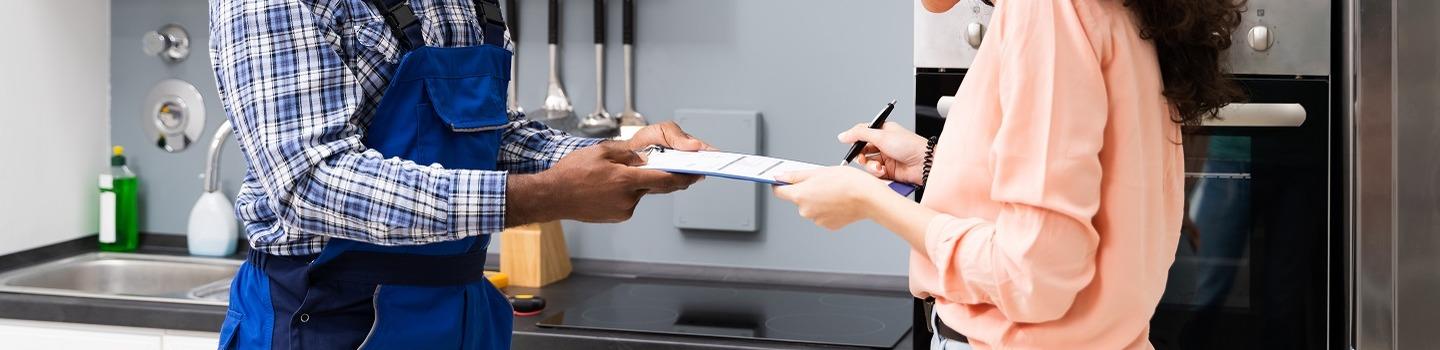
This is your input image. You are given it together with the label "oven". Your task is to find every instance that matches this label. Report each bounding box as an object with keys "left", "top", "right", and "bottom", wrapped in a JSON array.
[{"left": 911, "top": 0, "right": 1342, "bottom": 349}]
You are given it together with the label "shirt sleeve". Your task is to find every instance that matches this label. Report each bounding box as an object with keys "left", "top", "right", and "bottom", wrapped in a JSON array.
[
  {"left": 498, "top": 118, "right": 605, "bottom": 174},
  {"left": 211, "top": 0, "right": 512, "bottom": 246},
  {"left": 923, "top": 0, "right": 1107, "bottom": 323}
]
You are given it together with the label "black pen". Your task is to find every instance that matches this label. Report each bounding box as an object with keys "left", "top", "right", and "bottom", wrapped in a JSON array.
[{"left": 841, "top": 99, "right": 897, "bottom": 165}]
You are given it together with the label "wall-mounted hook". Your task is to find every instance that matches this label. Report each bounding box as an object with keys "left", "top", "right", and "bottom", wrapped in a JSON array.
[{"left": 142, "top": 23, "right": 189, "bottom": 63}]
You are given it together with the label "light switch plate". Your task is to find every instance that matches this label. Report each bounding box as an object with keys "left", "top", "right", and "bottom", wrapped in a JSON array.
[{"left": 671, "top": 110, "right": 761, "bottom": 232}]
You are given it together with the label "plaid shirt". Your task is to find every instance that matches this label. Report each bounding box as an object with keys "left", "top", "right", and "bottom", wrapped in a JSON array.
[{"left": 210, "top": 0, "right": 601, "bottom": 256}]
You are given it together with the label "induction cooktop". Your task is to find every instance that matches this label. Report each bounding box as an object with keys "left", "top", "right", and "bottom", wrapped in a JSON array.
[{"left": 535, "top": 282, "right": 912, "bottom": 348}]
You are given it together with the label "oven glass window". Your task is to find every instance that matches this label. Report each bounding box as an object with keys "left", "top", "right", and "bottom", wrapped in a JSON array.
[
  {"left": 1167, "top": 135, "right": 1254, "bottom": 311},
  {"left": 1152, "top": 129, "right": 1329, "bottom": 350}
]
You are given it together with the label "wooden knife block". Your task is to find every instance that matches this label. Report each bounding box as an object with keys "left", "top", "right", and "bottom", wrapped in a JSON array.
[{"left": 499, "top": 221, "right": 572, "bottom": 287}]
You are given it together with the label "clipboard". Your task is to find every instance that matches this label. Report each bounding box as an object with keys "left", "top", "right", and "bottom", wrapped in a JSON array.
[{"left": 639, "top": 147, "right": 917, "bottom": 196}]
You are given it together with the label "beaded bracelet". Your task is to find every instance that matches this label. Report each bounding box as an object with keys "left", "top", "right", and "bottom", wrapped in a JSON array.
[{"left": 921, "top": 136, "right": 939, "bottom": 190}]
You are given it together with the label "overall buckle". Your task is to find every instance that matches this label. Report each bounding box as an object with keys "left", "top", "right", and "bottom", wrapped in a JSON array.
[
  {"left": 475, "top": 0, "right": 506, "bottom": 28},
  {"left": 368, "top": 0, "right": 423, "bottom": 50}
]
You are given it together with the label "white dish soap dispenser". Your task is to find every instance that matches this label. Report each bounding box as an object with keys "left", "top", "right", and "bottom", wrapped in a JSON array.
[{"left": 187, "top": 121, "right": 238, "bottom": 256}]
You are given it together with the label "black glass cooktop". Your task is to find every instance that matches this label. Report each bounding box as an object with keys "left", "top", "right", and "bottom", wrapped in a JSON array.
[{"left": 535, "top": 283, "right": 912, "bottom": 348}]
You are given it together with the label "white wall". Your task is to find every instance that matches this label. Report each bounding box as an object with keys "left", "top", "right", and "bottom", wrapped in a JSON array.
[{"left": 0, "top": 1, "right": 111, "bottom": 256}]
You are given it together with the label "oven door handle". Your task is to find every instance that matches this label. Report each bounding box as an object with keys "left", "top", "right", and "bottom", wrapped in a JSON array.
[
  {"left": 936, "top": 97, "right": 1307, "bottom": 128},
  {"left": 1201, "top": 103, "right": 1307, "bottom": 127},
  {"left": 936, "top": 96, "right": 956, "bottom": 117}
]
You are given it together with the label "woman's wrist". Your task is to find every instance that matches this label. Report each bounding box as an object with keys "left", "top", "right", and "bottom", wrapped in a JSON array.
[
  {"left": 898, "top": 167, "right": 926, "bottom": 185},
  {"left": 894, "top": 136, "right": 937, "bottom": 185},
  {"left": 851, "top": 178, "right": 884, "bottom": 216},
  {"left": 865, "top": 186, "right": 937, "bottom": 252}
]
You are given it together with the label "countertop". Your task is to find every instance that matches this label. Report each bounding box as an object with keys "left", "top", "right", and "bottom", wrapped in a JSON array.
[{"left": 0, "top": 235, "right": 915, "bottom": 349}]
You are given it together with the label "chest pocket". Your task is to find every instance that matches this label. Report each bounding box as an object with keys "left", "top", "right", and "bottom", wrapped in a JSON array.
[
  {"left": 409, "top": 71, "right": 510, "bottom": 170},
  {"left": 422, "top": 76, "right": 509, "bottom": 132},
  {"left": 355, "top": 20, "right": 402, "bottom": 64}
]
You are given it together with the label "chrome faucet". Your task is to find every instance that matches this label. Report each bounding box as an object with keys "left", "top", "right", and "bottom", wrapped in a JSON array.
[{"left": 203, "top": 121, "right": 232, "bottom": 193}]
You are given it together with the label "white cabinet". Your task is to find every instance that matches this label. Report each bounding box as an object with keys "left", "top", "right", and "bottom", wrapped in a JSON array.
[
  {"left": 162, "top": 330, "right": 222, "bottom": 350},
  {"left": 0, "top": 320, "right": 161, "bottom": 350},
  {"left": 0, "top": 319, "right": 218, "bottom": 350}
]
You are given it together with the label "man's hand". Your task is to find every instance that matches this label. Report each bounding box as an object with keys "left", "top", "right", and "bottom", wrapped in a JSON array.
[
  {"left": 625, "top": 121, "right": 715, "bottom": 152},
  {"left": 506, "top": 141, "right": 702, "bottom": 225}
]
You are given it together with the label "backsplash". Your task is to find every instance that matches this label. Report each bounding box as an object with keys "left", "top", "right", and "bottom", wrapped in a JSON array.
[
  {"left": 110, "top": 0, "right": 915, "bottom": 277},
  {"left": 109, "top": 0, "right": 248, "bottom": 250}
]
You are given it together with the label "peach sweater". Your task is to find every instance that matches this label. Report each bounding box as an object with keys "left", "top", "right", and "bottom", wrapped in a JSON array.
[{"left": 912, "top": 0, "right": 1183, "bottom": 348}]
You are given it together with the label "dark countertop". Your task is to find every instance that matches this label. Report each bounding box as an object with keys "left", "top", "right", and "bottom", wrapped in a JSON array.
[
  {"left": 0, "top": 235, "right": 914, "bottom": 349},
  {"left": 508, "top": 275, "right": 914, "bottom": 349}
]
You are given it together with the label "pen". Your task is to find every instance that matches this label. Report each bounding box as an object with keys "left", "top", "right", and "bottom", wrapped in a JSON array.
[{"left": 840, "top": 99, "right": 897, "bottom": 165}]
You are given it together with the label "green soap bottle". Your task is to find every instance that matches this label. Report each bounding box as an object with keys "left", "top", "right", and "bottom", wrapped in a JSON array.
[{"left": 99, "top": 146, "right": 139, "bottom": 252}]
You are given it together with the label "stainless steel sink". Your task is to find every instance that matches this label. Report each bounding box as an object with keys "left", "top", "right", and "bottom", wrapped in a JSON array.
[{"left": 0, "top": 252, "right": 240, "bottom": 306}]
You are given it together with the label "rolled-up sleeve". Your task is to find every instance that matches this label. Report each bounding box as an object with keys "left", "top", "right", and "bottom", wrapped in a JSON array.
[
  {"left": 498, "top": 119, "right": 604, "bottom": 174},
  {"left": 923, "top": 0, "right": 1107, "bottom": 323}
]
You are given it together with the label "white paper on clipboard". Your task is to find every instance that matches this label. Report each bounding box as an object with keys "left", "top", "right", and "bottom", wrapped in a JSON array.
[
  {"left": 640, "top": 148, "right": 920, "bottom": 195},
  {"left": 639, "top": 148, "right": 821, "bottom": 185}
]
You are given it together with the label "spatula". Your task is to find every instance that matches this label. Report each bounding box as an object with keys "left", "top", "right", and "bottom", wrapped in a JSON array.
[
  {"left": 578, "top": 0, "right": 618, "bottom": 137},
  {"left": 539, "top": 0, "right": 577, "bottom": 133}
]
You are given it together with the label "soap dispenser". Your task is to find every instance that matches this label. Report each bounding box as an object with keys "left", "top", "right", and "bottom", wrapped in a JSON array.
[
  {"left": 99, "top": 146, "right": 140, "bottom": 252},
  {"left": 187, "top": 121, "right": 238, "bottom": 256}
]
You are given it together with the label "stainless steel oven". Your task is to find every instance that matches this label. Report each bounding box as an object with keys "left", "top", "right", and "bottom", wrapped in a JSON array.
[{"left": 912, "top": 0, "right": 1341, "bottom": 348}]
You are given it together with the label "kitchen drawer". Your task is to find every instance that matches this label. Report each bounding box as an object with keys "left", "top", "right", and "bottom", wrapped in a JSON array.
[{"left": 0, "top": 318, "right": 218, "bottom": 350}]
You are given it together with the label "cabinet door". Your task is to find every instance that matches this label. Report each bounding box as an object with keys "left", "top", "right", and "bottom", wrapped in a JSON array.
[
  {"left": 162, "top": 331, "right": 220, "bottom": 350},
  {"left": 0, "top": 321, "right": 162, "bottom": 350}
]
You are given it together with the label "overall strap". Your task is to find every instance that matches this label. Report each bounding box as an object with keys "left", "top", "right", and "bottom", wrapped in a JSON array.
[
  {"left": 366, "top": 0, "right": 509, "bottom": 51},
  {"left": 473, "top": 0, "right": 509, "bottom": 47}
]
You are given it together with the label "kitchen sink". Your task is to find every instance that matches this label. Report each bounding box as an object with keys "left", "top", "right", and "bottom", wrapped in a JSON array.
[{"left": 0, "top": 252, "right": 240, "bottom": 306}]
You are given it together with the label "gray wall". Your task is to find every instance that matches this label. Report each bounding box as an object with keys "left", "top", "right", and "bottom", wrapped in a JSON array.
[
  {"left": 111, "top": 0, "right": 915, "bottom": 276},
  {"left": 110, "top": 0, "right": 249, "bottom": 244}
]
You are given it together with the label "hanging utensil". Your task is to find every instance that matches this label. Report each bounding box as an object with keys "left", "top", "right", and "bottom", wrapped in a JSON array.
[
  {"left": 505, "top": 0, "right": 523, "bottom": 119},
  {"left": 539, "top": 0, "right": 577, "bottom": 133},
  {"left": 578, "top": 0, "right": 618, "bottom": 137},
  {"left": 615, "top": 0, "right": 648, "bottom": 140}
]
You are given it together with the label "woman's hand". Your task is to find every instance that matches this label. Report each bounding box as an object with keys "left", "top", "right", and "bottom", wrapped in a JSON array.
[
  {"left": 839, "top": 122, "right": 929, "bottom": 184},
  {"left": 773, "top": 166, "right": 895, "bottom": 230}
]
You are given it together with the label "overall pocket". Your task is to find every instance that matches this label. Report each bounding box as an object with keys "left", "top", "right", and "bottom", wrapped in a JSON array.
[
  {"left": 221, "top": 260, "right": 274, "bottom": 350},
  {"left": 360, "top": 285, "right": 469, "bottom": 349},
  {"left": 416, "top": 75, "right": 510, "bottom": 170},
  {"left": 218, "top": 309, "right": 244, "bottom": 350}
]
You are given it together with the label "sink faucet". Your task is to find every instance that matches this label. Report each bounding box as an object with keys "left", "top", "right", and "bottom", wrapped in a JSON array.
[{"left": 203, "top": 121, "right": 232, "bottom": 193}]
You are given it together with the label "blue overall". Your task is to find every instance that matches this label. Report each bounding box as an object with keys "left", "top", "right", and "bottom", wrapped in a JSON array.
[{"left": 219, "top": 1, "right": 514, "bottom": 348}]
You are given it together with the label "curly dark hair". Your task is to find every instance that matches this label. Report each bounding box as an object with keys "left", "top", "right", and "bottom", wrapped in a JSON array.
[
  {"left": 981, "top": 0, "right": 1247, "bottom": 124},
  {"left": 1124, "top": 0, "right": 1248, "bottom": 124}
]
